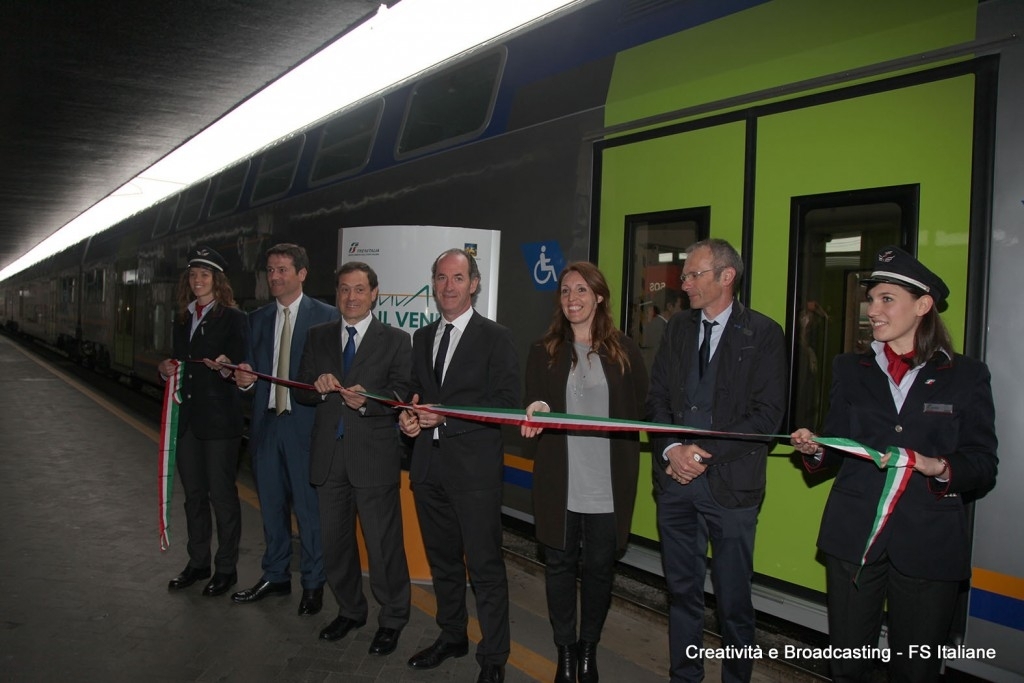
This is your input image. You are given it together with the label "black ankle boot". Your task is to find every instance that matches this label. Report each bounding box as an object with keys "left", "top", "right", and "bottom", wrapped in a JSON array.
[
  {"left": 554, "top": 643, "right": 577, "bottom": 683},
  {"left": 578, "top": 640, "right": 598, "bottom": 683}
]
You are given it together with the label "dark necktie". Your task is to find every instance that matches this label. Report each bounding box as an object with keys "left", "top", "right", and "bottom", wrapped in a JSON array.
[
  {"left": 883, "top": 342, "right": 914, "bottom": 384},
  {"left": 434, "top": 323, "right": 453, "bottom": 386},
  {"left": 343, "top": 326, "right": 357, "bottom": 375},
  {"left": 699, "top": 319, "right": 717, "bottom": 378}
]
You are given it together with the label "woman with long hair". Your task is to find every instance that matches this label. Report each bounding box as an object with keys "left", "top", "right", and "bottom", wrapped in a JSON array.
[
  {"left": 521, "top": 262, "right": 648, "bottom": 683},
  {"left": 791, "top": 246, "right": 997, "bottom": 682},
  {"left": 158, "top": 246, "right": 250, "bottom": 598}
]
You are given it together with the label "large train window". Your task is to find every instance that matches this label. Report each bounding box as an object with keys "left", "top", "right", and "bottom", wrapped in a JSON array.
[
  {"left": 623, "top": 207, "right": 709, "bottom": 371},
  {"left": 208, "top": 160, "right": 251, "bottom": 218},
  {"left": 310, "top": 99, "right": 383, "bottom": 185},
  {"left": 251, "top": 135, "right": 305, "bottom": 204},
  {"left": 176, "top": 180, "right": 210, "bottom": 231},
  {"left": 789, "top": 185, "right": 918, "bottom": 432},
  {"left": 396, "top": 48, "right": 505, "bottom": 158},
  {"left": 150, "top": 196, "right": 180, "bottom": 239}
]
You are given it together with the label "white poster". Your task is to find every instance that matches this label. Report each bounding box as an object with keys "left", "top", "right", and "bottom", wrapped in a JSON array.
[{"left": 338, "top": 225, "right": 501, "bottom": 336}]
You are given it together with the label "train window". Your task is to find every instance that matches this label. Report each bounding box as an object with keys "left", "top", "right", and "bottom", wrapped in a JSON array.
[
  {"left": 251, "top": 135, "right": 305, "bottom": 204},
  {"left": 84, "top": 268, "right": 105, "bottom": 304},
  {"left": 396, "top": 49, "right": 505, "bottom": 157},
  {"left": 789, "top": 185, "right": 918, "bottom": 432},
  {"left": 151, "top": 196, "right": 180, "bottom": 239},
  {"left": 310, "top": 99, "right": 383, "bottom": 185},
  {"left": 623, "top": 207, "right": 709, "bottom": 372},
  {"left": 208, "top": 160, "right": 251, "bottom": 218},
  {"left": 176, "top": 180, "right": 210, "bottom": 230}
]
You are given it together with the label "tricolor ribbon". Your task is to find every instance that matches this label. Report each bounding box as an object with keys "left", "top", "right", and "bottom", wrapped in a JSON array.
[
  {"left": 206, "top": 362, "right": 918, "bottom": 569},
  {"left": 158, "top": 360, "right": 184, "bottom": 550}
]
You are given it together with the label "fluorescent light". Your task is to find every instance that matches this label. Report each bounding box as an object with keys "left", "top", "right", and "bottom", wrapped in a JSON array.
[{"left": 1, "top": 0, "right": 583, "bottom": 281}]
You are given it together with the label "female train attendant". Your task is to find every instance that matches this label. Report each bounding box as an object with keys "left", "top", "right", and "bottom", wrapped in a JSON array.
[
  {"left": 521, "top": 263, "right": 648, "bottom": 683},
  {"left": 791, "top": 246, "right": 997, "bottom": 683},
  {"left": 158, "top": 246, "right": 250, "bottom": 598}
]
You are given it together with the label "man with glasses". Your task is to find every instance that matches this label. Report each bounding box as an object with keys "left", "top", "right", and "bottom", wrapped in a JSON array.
[{"left": 646, "top": 238, "right": 787, "bottom": 683}]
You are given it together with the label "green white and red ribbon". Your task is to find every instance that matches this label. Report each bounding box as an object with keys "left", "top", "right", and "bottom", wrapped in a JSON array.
[{"left": 158, "top": 360, "right": 184, "bottom": 550}]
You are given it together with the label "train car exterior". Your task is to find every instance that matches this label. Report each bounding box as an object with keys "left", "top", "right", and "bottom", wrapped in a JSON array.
[{"left": 2, "top": 0, "right": 1021, "bottom": 677}]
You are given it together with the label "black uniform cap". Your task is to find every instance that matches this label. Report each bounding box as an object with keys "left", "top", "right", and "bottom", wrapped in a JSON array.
[
  {"left": 860, "top": 245, "right": 949, "bottom": 307},
  {"left": 187, "top": 245, "right": 227, "bottom": 273}
]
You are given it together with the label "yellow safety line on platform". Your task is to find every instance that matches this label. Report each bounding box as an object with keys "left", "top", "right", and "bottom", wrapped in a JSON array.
[{"left": 18, "top": 341, "right": 555, "bottom": 682}]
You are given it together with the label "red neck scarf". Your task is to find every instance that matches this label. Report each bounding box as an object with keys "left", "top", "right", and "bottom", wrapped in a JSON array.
[
  {"left": 883, "top": 343, "right": 915, "bottom": 384},
  {"left": 195, "top": 301, "right": 208, "bottom": 318}
]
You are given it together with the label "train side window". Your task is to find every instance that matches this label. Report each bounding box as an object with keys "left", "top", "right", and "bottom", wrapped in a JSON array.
[
  {"left": 623, "top": 207, "right": 709, "bottom": 372},
  {"left": 176, "top": 180, "right": 210, "bottom": 230},
  {"left": 151, "top": 195, "right": 180, "bottom": 239},
  {"left": 208, "top": 161, "right": 251, "bottom": 218},
  {"left": 789, "top": 185, "right": 918, "bottom": 432},
  {"left": 84, "top": 268, "right": 105, "bottom": 304},
  {"left": 251, "top": 135, "right": 305, "bottom": 204},
  {"left": 310, "top": 99, "right": 383, "bottom": 185},
  {"left": 396, "top": 49, "right": 505, "bottom": 158}
]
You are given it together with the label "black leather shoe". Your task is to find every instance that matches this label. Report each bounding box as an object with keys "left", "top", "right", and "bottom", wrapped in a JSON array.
[
  {"left": 202, "top": 571, "right": 237, "bottom": 597},
  {"left": 554, "top": 643, "right": 577, "bottom": 683},
  {"left": 578, "top": 640, "right": 599, "bottom": 683},
  {"left": 477, "top": 664, "right": 505, "bottom": 683},
  {"left": 298, "top": 587, "right": 323, "bottom": 616},
  {"left": 231, "top": 579, "right": 291, "bottom": 603},
  {"left": 319, "top": 615, "right": 366, "bottom": 641},
  {"left": 407, "top": 639, "right": 469, "bottom": 669},
  {"left": 367, "top": 627, "right": 401, "bottom": 655},
  {"left": 167, "top": 565, "right": 210, "bottom": 590}
]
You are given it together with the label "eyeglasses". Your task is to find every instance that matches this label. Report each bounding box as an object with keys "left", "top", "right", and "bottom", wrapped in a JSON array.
[{"left": 680, "top": 267, "right": 721, "bottom": 283}]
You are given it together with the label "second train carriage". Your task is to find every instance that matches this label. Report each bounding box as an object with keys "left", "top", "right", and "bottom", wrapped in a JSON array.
[{"left": 2, "top": 0, "right": 1022, "bottom": 678}]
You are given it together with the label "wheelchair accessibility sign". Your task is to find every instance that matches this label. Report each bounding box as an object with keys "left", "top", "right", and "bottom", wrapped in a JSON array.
[{"left": 521, "top": 241, "right": 565, "bottom": 291}]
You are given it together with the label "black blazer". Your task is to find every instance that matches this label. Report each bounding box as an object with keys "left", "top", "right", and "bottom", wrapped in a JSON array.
[
  {"left": 294, "top": 317, "right": 411, "bottom": 487},
  {"left": 524, "top": 333, "right": 648, "bottom": 551},
  {"left": 809, "top": 350, "right": 998, "bottom": 581},
  {"left": 171, "top": 302, "right": 250, "bottom": 440},
  {"left": 645, "top": 301, "right": 788, "bottom": 508},
  {"left": 407, "top": 311, "right": 521, "bottom": 492}
]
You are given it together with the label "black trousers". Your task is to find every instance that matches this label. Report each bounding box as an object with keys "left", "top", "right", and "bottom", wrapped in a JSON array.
[
  {"left": 175, "top": 429, "right": 241, "bottom": 573},
  {"left": 825, "top": 552, "right": 961, "bottom": 683}
]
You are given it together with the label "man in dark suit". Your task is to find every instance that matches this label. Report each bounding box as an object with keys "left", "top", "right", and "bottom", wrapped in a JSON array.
[
  {"left": 292, "top": 261, "right": 413, "bottom": 656},
  {"left": 398, "top": 248, "right": 520, "bottom": 683},
  {"left": 646, "top": 238, "right": 787, "bottom": 683},
  {"left": 230, "top": 244, "right": 339, "bottom": 615}
]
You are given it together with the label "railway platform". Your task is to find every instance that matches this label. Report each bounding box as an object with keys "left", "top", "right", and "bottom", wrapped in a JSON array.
[{"left": 0, "top": 335, "right": 818, "bottom": 682}]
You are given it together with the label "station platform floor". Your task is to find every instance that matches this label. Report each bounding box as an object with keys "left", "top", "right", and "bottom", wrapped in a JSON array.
[{"left": 0, "top": 336, "right": 816, "bottom": 683}]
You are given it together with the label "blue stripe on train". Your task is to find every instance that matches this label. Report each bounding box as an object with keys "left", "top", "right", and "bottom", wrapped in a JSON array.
[
  {"left": 503, "top": 466, "right": 533, "bottom": 489},
  {"left": 970, "top": 588, "right": 1024, "bottom": 631}
]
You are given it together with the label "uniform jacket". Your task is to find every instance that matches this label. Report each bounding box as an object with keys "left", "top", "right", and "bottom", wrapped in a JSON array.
[
  {"left": 646, "top": 301, "right": 787, "bottom": 508},
  {"left": 171, "top": 302, "right": 250, "bottom": 440},
  {"left": 524, "top": 333, "right": 649, "bottom": 551},
  {"left": 407, "top": 311, "right": 521, "bottom": 492},
  {"left": 293, "top": 317, "right": 411, "bottom": 487},
  {"left": 809, "top": 351, "right": 998, "bottom": 581},
  {"left": 245, "top": 294, "right": 339, "bottom": 449}
]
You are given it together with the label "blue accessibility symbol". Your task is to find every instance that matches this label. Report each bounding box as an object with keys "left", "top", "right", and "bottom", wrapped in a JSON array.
[{"left": 521, "top": 241, "right": 565, "bottom": 291}]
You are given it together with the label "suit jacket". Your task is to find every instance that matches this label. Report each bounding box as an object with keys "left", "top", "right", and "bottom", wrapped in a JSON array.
[
  {"left": 809, "top": 350, "right": 998, "bottom": 581},
  {"left": 245, "top": 294, "right": 339, "bottom": 449},
  {"left": 294, "top": 317, "right": 411, "bottom": 487},
  {"left": 524, "top": 333, "right": 648, "bottom": 551},
  {"left": 646, "top": 301, "right": 787, "bottom": 508},
  {"left": 171, "top": 303, "right": 250, "bottom": 440},
  {"left": 408, "top": 311, "right": 521, "bottom": 491}
]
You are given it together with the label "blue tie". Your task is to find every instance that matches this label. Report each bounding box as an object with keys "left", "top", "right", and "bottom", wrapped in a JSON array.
[{"left": 337, "top": 326, "right": 357, "bottom": 439}]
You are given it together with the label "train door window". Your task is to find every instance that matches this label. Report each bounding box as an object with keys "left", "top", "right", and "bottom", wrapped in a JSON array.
[
  {"left": 176, "top": 180, "right": 210, "bottom": 231},
  {"left": 310, "top": 99, "right": 383, "bottom": 185},
  {"left": 396, "top": 49, "right": 505, "bottom": 157},
  {"left": 208, "top": 160, "right": 251, "bottom": 218},
  {"left": 151, "top": 196, "right": 180, "bottom": 239},
  {"left": 789, "top": 185, "right": 918, "bottom": 432},
  {"left": 251, "top": 135, "right": 305, "bottom": 204},
  {"left": 623, "top": 208, "right": 708, "bottom": 371}
]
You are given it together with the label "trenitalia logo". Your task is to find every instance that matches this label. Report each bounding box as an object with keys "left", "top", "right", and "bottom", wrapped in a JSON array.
[
  {"left": 348, "top": 242, "right": 358, "bottom": 254},
  {"left": 347, "top": 242, "right": 381, "bottom": 256}
]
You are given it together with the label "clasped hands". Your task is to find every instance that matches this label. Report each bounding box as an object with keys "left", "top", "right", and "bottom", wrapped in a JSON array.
[{"left": 664, "top": 443, "right": 711, "bottom": 485}]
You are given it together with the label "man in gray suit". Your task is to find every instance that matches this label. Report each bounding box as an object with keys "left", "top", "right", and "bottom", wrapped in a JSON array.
[{"left": 293, "top": 261, "right": 412, "bottom": 656}]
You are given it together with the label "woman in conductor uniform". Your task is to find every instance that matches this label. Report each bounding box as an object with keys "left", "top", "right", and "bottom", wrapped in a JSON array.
[
  {"left": 158, "top": 246, "right": 250, "bottom": 598},
  {"left": 791, "top": 246, "right": 997, "bottom": 683}
]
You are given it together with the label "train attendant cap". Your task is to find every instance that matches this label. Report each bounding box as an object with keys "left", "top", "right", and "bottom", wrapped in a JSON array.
[
  {"left": 187, "top": 245, "right": 227, "bottom": 273},
  {"left": 861, "top": 245, "right": 949, "bottom": 307}
]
